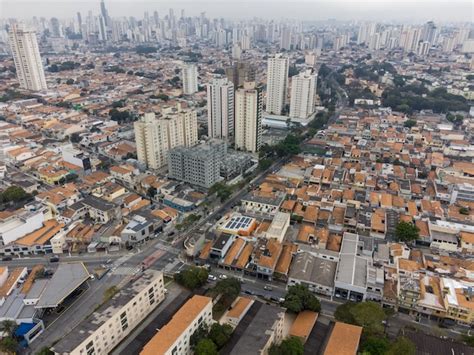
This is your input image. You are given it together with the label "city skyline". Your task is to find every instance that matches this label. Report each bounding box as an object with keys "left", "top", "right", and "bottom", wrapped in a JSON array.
[{"left": 1, "top": 0, "right": 473, "bottom": 22}]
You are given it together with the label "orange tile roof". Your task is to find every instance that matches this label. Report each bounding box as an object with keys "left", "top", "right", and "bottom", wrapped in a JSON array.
[
  {"left": 289, "top": 311, "right": 318, "bottom": 343},
  {"left": 234, "top": 243, "right": 253, "bottom": 269},
  {"left": 297, "top": 224, "right": 316, "bottom": 243},
  {"left": 141, "top": 295, "right": 212, "bottom": 355},
  {"left": 21, "top": 265, "right": 44, "bottom": 294},
  {"left": 460, "top": 232, "right": 474, "bottom": 244},
  {"left": 199, "top": 241, "right": 212, "bottom": 260},
  {"left": 226, "top": 296, "right": 253, "bottom": 319},
  {"left": 324, "top": 322, "right": 362, "bottom": 355},
  {"left": 223, "top": 238, "right": 245, "bottom": 266},
  {"left": 14, "top": 220, "right": 64, "bottom": 247},
  {"left": 326, "top": 234, "right": 342, "bottom": 252},
  {"left": 303, "top": 205, "right": 319, "bottom": 222},
  {"left": 0, "top": 267, "right": 25, "bottom": 297},
  {"left": 275, "top": 243, "right": 297, "bottom": 275},
  {"left": 257, "top": 239, "right": 282, "bottom": 270}
]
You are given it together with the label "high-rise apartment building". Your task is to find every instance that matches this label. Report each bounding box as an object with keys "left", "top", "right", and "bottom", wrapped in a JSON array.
[
  {"left": 182, "top": 63, "right": 198, "bottom": 95},
  {"left": 289, "top": 69, "right": 317, "bottom": 120},
  {"left": 235, "top": 82, "right": 263, "bottom": 153},
  {"left": 225, "top": 62, "right": 255, "bottom": 88},
  {"left": 8, "top": 24, "right": 47, "bottom": 91},
  {"left": 266, "top": 54, "right": 289, "bottom": 115},
  {"left": 134, "top": 106, "right": 197, "bottom": 169},
  {"left": 168, "top": 140, "right": 226, "bottom": 188},
  {"left": 207, "top": 77, "right": 235, "bottom": 140}
]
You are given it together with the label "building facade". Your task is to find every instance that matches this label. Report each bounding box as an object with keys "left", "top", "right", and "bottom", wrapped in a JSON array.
[
  {"left": 207, "top": 77, "right": 235, "bottom": 140},
  {"left": 134, "top": 107, "right": 197, "bottom": 169},
  {"left": 235, "top": 82, "right": 263, "bottom": 153},
  {"left": 8, "top": 24, "right": 47, "bottom": 91},
  {"left": 168, "top": 140, "right": 225, "bottom": 188},
  {"left": 289, "top": 69, "right": 317, "bottom": 119},
  {"left": 266, "top": 54, "right": 289, "bottom": 115},
  {"left": 182, "top": 63, "right": 198, "bottom": 95}
]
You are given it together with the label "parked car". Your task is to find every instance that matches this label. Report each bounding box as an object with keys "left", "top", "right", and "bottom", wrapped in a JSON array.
[
  {"left": 219, "top": 274, "right": 228, "bottom": 280},
  {"left": 1, "top": 256, "right": 12, "bottom": 261},
  {"left": 49, "top": 256, "right": 60, "bottom": 263},
  {"left": 263, "top": 285, "right": 273, "bottom": 291},
  {"left": 208, "top": 274, "right": 217, "bottom": 281}
]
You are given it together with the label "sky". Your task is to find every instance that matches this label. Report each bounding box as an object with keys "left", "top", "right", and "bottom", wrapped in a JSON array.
[{"left": 1, "top": 0, "right": 473, "bottom": 22}]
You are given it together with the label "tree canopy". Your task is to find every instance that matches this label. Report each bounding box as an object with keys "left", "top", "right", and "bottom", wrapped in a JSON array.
[
  {"left": 283, "top": 284, "right": 321, "bottom": 313},
  {"left": 395, "top": 221, "right": 419, "bottom": 243},
  {"left": 269, "top": 337, "right": 304, "bottom": 355},
  {"left": 0, "top": 186, "right": 30, "bottom": 204},
  {"left": 174, "top": 266, "right": 209, "bottom": 290},
  {"left": 334, "top": 301, "right": 386, "bottom": 336},
  {"left": 386, "top": 337, "right": 416, "bottom": 355},
  {"left": 195, "top": 338, "right": 218, "bottom": 355}
]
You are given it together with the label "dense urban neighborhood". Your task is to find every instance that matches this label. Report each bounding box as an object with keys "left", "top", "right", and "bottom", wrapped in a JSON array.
[{"left": 0, "top": 2, "right": 473, "bottom": 355}]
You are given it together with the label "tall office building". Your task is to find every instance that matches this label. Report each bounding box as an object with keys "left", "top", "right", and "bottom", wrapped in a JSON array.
[
  {"left": 100, "top": 0, "right": 110, "bottom": 27},
  {"left": 266, "top": 54, "right": 289, "bottom": 115},
  {"left": 289, "top": 69, "right": 317, "bottom": 120},
  {"left": 280, "top": 27, "right": 292, "bottom": 50},
  {"left": 207, "top": 77, "right": 234, "bottom": 140},
  {"left": 8, "top": 24, "right": 47, "bottom": 91},
  {"left": 235, "top": 82, "right": 263, "bottom": 153},
  {"left": 182, "top": 63, "right": 198, "bottom": 95},
  {"left": 134, "top": 106, "right": 198, "bottom": 169}
]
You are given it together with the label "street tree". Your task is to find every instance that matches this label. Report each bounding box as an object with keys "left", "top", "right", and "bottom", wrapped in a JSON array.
[
  {"left": 395, "top": 221, "right": 419, "bottom": 243},
  {"left": 283, "top": 284, "right": 321, "bottom": 313}
]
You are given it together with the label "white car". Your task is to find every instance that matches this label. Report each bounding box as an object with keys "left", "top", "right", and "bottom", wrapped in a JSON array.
[
  {"left": 219, "top": 274, "right": 228, "bottom": 280},
  {"left": 208, "top": 274, "right": 217, "bottom": 281}
]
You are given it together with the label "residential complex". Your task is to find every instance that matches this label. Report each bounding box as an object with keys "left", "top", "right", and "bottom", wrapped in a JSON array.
[
  {"left": 266, "top": 54, "right": 289, "bottom": 115},
  {"left": 290, "top": 69, "right": 317, "bottom": 120},
  {"left": 8, "top": 24, "right": 47, "bottom": 91},
  {"left": 207, "top": 77, "right": 235, "bottom": 140},
  {"left": 182, "top": 63, "right": 198, "bottom": 95},
  {"left": 134, "top": 106, "right": 197, "bottom": 169},
  {"left": 234, "top": 81, "right": 263, "bottom": 153}
]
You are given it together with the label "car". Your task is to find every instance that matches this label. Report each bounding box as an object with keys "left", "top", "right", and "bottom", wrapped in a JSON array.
[
  {"left": 219, "top": 274, "right": 228, "bottom": 280},
  {"left": 1, "top": 256, "right": 12, "bottom": 261},
  {"left": 208, "top": 275, "right": 217, "bottom": 281},
  {"left": 106, "top": 259, "right": 112, "bottom": 264},
  {"left": 263, "top": 285, "right": 273, "bottom": 291},
  {"left": 244, "top": 289, "right": 255, "bottom": 295},
  {"left": 167, "top": 231, "right": 175, "bottom": 237},
  {"left": 49, "top": 256, "right": 60, "bottom": 263}
]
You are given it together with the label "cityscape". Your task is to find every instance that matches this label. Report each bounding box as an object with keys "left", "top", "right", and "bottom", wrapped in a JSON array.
[{"left": 0, "top": 1, "right": 473, "bottom": 354}]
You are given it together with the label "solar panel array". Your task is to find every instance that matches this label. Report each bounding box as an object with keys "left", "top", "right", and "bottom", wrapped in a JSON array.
[{"left": 225, "top": 216, "right": 253, "bottom": 230}]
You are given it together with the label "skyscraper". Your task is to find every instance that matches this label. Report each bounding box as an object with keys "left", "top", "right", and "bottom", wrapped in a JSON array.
[
  {"left": 182, "top": 63, "right": 198, "bottom": 95},
  {"left": 225, "top": 62, "right": 255, "bottom": 88},
  {"left": 290, "top": 69, "right": 317, "bottom": 120},
  {"left": 100, "top": 0, "right": 110, "bottom": 27},
  {"left": 134, "top": 106, "right": 198, "bottom": 169},
  {"left": 266, "top": 54, "right": 289, "bottom": 115},
  {"left": 207, "top": 77, "right": 235, "bottom": 140},
  {"left": 235, "top": 82, "right": 263, "bottom": 153},
  {"left": 8, "top": 24, "right": 47, "bottom": 91}
]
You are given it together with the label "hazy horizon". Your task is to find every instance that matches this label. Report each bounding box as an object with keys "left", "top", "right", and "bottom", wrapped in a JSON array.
[{"left": 1, "top": 0, "right": 473, "bottom": 23}]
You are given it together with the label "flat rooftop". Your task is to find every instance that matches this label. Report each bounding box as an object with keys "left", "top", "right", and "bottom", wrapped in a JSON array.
[{"left": 35, "top": 262, "right": 90, "bottom": 308}]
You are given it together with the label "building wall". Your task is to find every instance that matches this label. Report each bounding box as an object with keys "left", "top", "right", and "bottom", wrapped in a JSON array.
[
  {"left": 235, "top": 83, "right": 263, "bottom": 153},
  {"left": 71, "top": 273, "right": 165, "bottom": 355},
  {"left": 207, "top": 77, "right": 235, "bottom": 140},
  {"left": 182, "top": 64, "right": 198, "bottom": 95},
  {"left": 266, "top": 55, "right": 289, "bottom": 115},
  {"left": 289, "top": 70, "right": 317, "bottom": 119},
  {"left": 9, "top": 24, "right": 47, "bottom": 91}
]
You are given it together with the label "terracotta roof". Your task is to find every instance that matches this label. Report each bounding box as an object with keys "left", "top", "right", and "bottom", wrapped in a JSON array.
[
  {"left": 140, "top": 295, "right": 212, "bottom": 355},
  {"left": 223, "top": 238, "right": 245, "bottom": 266},
  {"left": 226, "top": 296, "right": 253, "bottom": 319},
  {"left": 234, "top": 243, "right": 253, "bottom": 269},
  {"left": 14, "top": 220, "right": 64, "bottom": 247},
  {"left": 289, "top": 311, "right": 318, "bottom": 343},
  {"left": 324, "top": 322, "right": 362, "bottom": 355},
  {"left": 275, "top": 243, "right": 297, "bottom": 275}
]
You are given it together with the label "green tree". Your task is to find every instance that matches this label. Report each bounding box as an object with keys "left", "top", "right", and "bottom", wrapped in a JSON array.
[
  {"left": 395, "top": 221, "right": 419, "bottom": 243},
  {"left": 190, "top": 324, "right": 209, "bottom": 348},
  {"left": 459, "top": 207, "right": 469, "bottom": 215},
  {"left": 36, "top": 347, "right": 54, "bottom": 355},
  {"left": 283, "top": 284, "right": 321, "bottom": 313},
  {"left": 174, "top": 266, "right": 209, "bottom": 290},
  {"left": 70, "top": 132, "right": 82, "bottom": 143},
  {"left": 403, "top": 119, "right": 417, "bottom": 128},
  {"left": 386, "top": 337, "right": 416, "bottom": 355},
  {"left": 0, "top": 337, "right": 17, "bottom": 354},
  {"left": 208, "top": 323, "right": 233, "bottom": 348},
  {"left": 0, "top": 186, "right": 29, "bottom": 203},
  {"left": 334, "top": 302, "right": 357, "bottom": 324},
  {"left": 195, "top": 339, "right": 218, "bottom": 355},
  {"left": 350, "top": 301, "right": 387, "bottom": 336},
  {"left": 269, "top": 337, "right": 304, "bottom": 355},
  {"left": 258, "top": 158, "right": 272, "bottom": 171},
  {"left": 0, "top": 320, "right": 17, "bottom": 337},
  {"left": 361, "top": 336, "right": 390, "bottom": 355},
  {"left": 461, "top": 334, "right": 474, "bottom": 347}
]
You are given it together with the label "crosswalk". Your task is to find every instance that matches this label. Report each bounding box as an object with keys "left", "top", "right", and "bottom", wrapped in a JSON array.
[{"left": 113, "top": 266, "right": 141, "bottom": 275}]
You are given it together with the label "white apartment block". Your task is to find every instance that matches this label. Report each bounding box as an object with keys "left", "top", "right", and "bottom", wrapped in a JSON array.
[
  {"left": 141, "top": 295, "right": 213, "bottom": 355},
  {"left": 207, "top": 77, "right": 235, "bottom": 140},
  {"left": 52, "top": 270, "right": 165, "bottom": 355},
  {"left": 8, "top": 24, "right": 47, "bottom": 91},
  {"left": 289, "top": 69, "right": 317, "bottom": 120},
  {"left": 266, "top": 54, "right": 289, "bottom": 115},
  {"left": 134, "top": 106, "right": 198, "bottom": 169},
  {"left": 235, "top": 82, "right": 263, "bottom": 153},
  {"left": 182, "top": 63, "right": 198, "bottom": 95}
]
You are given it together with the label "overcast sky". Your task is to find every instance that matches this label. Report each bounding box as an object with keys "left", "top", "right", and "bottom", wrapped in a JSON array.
[{"left": 1, "top": 0, "right": 473, "bottom": 22}]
